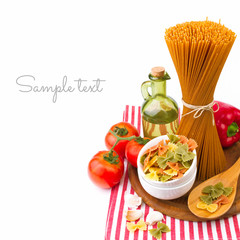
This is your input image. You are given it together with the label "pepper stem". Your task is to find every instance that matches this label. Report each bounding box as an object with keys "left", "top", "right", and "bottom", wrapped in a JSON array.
[{"left": 227, "top": 122, "right": 239, "bottom": 137}]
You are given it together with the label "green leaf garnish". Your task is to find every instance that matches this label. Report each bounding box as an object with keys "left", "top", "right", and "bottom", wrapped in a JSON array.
[{"left": 149, "top": 222, "right": 171, "bottom": 239}]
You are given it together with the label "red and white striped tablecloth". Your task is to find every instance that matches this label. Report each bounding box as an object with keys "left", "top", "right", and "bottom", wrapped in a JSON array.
[{"left": 105, "top": 105, "right": 240, "bottom": 240}]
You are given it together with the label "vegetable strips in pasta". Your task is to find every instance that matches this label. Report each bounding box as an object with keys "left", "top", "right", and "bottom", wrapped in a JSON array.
[{"left": 165, "top": 19, "right": 236, "bottom": 180}]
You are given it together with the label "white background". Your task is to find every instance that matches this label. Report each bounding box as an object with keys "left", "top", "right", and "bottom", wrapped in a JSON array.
[{"left": 0, "top": 0, "right": 240, "bottom": 239}]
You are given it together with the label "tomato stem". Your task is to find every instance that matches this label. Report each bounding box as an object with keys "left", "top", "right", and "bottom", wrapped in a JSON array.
[
  {"left": 113, "top": 126, "right": 128, "bottom": 136},
  {"left": 109, "top": 130, "right": 137, "bottom": 154},
  {"left": 103, "top": 151, "right": 120, "bottom": 165}
]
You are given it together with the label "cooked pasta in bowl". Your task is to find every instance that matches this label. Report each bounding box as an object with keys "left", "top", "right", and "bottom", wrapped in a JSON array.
[{"left": 137, "top": 134, "right": 198, "bottom": 200}]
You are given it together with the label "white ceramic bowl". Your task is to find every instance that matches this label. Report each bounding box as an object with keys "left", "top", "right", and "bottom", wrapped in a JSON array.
[
  {"left": 137, "top": 135, "right": 197, "bottom": 199},
  {"left": 139, "top": 169, "right": 197, "bottom": 200}
]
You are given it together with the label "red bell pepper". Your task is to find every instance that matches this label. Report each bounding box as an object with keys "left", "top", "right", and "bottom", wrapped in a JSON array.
[{"left": 213, "top": 101, "right": 240, "bottom": 148}]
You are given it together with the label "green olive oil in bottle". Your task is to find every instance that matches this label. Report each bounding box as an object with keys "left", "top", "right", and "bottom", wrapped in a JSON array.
[{"left": 141, "top": 67, "right": 179, "bottom": 139}]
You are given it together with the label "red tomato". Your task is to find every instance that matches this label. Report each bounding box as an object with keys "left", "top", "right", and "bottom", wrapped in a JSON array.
[
  {"left": 105, "top": 122, "right": 139, "bottom": 159},
  {"left": 88, "top": 151, "right": 124, "bottom": 189},
  {"left": 125, "top": 137, "right": 150, "bottom": 167}
]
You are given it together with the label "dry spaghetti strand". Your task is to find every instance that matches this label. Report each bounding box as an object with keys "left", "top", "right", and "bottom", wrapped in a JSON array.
[{"left": 165, "top": 20, "right": 236, "bottom": 180}]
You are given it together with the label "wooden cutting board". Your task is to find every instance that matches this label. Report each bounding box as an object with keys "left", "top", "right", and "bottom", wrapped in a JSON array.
[{"left": 128, "top": 141, "right": 240, "bottom": 221}]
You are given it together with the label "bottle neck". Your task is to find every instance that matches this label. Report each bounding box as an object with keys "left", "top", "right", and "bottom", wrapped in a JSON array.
[{"left": 151, "top": 80, "right": 166, "bottom": 97}]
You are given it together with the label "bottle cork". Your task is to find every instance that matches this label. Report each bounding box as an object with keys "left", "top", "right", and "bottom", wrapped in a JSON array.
[{"left": 151, "top": 67, "right": 165, "bottom": 78}]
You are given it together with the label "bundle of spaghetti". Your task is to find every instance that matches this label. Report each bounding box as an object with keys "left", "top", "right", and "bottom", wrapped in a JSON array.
[{"left": 165, "top": 20, "right": 236, "bottom": 180}]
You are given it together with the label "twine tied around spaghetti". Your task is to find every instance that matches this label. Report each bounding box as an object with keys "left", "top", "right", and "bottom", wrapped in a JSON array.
[{"left": 182, "top": 100, "right": 219, "bottom": 125}]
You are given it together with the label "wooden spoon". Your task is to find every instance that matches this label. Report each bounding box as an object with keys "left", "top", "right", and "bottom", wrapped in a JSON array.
[{"left": 188, "top": 157, "right": 240, "bottom": 220}]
